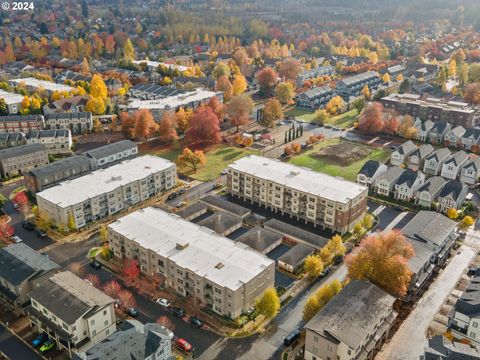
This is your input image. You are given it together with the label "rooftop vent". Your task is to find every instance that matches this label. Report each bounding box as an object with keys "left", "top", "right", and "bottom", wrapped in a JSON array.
[
  {"left": 176, "top": 242, "right": 189, "bottom": 250},
  {"left": 215, "top": 262, "right": 224, "bottom": 269},
  {"left": 290, "top": 170, "right": 300, "bottom": 176}
]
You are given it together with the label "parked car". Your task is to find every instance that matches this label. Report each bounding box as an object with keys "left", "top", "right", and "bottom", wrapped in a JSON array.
[
  {"left": 176, "top": 201, "right": 186, "bottom": 208},
  {"left": 220, "top": 169, "right": 228, "bottom": 175},
  {"left": 39, "top": 339, "right": 55, "bottom": 353},
  {"left": 126, "top": 308, "right": 139, "bottom": 317},
  {"left": 90, "top": 260, "right": 102, "bottom": 269},
  {"left": 320, "top": 268, "right": 330, "bottom": 278},
  {"left": 176, "top": 338, "right": 192, "bottom": 352},
  {"left": 35, "top": 228, "right": 47, "bottom": 238},
  {"left": 284, "top": 329, "right": 301, "bottom": 346},
  {"left": 167, "top": 193, "right": 178, "bottom": 200},
  {"left": 178, "top": 187, "right": 187, "bottom": 195},
  {"left": 156, "top": 298, "right": 171, "bottom": 308},
  {"left": 172, "top": 307, "right": 185, "bottom": 318},
  {"left": 333, "top": 255, "right": 344, "bottom": 265},
  {"left": 13, "top": 202, "right": 19, "bottom": 210},
  {"left": 32, "top": 333, "right": 48, "bottom": 347},
  {"left": 189, "top": 317, "right": 203, "bottom": 328},
  {"left": 11, "top": 235, "right": 22, "bottom": 243},
  {"left": 114, "top": 299, "right": 122, "bottom": 309},
  {"left": 22, "top": 220, "right": 34, "bottom": 231}
]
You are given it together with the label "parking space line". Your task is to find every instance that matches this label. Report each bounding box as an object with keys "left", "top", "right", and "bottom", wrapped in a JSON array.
[
  {"left": 384, "top": 212, "right": 409, "bottom": 231},
  {"left": 372, "top": 205, "right": 386, "bottom": 216}
]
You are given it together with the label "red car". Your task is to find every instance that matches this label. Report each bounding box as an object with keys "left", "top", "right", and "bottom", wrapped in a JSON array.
[{"left": 176, "top": 338, "right": 192, "bottom": 352}]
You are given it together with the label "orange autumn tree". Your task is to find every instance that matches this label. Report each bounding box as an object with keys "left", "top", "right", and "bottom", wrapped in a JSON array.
[{"left": 345, "top": 230, "right": 415, "bottom": 297}]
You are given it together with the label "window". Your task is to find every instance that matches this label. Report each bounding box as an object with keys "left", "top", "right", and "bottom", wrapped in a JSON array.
[
  {"left": 90, "top": 319, "right": 95, "bottom": 325},
  {"left": 474, "top": 322, "right": 479, "bottom": 328},
  {"left": 470, "top": 332, "right": 476, "bottom": 339},
  {"left": 104, "top": 320, "right": 109, "bottom": 326},
  {"left": 92, "top": 330, "right": 96, "bottom": 336},
  {"left": 103, "top": 310, "right": 107, "bottom": 316}
]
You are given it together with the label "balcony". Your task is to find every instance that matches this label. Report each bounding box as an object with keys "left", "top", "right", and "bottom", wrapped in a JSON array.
[{"left": 450, "top": 323, "right": 468, "bottom": 335}]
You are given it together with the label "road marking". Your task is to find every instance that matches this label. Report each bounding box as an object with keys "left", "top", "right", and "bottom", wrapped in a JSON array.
[
  {"left": 384, "top": 212, "right": 409, "bottom": 231},
  {"left": 367, "top": 136, "right": 379, "bottom": 144},
  {"left": 372, "top": 205, "right": 385, "bottom": 216}
]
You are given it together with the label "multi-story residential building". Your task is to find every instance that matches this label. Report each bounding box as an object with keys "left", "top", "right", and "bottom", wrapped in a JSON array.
[
  {"left": 461, "top": 128, "right": 480, "bottom": 151},
  {"left": 444, "top": 126, "right": 466, "bottom": 147},
  {"left": 394, "top": 169, "right": 425, "bottom": 201},
  {"left": 296, "top": 86, "right": 334, "bottom": 109},
  {"left": 295, "top": 66, "right": 335, "bottom": 87},
  {"left": 390, "top": 140, "right": 417, "bottom": 166},
  {"left": 336, "top": 71, "right": 381, "bottom": 100},
  {"left": 0, "top": 89, "right": 24, "bottom": 114},
  {"left": 304, "top": 280, "right": 396, "bottom": 360},
  {"left": 356, "top": 160, "right": 387, "bottom": 188},
  {"left": 459, "top": 157, "right": 480, "bottom": 185},
  {"left": 448, "top": 276, "right": 480, "bottom": 347},
  {"left": 10, "top": 77, "right": 75, "bottom": 95},
  {"left": 381, "top": 93, "right": 476, "bottom": 128},
  {"left": 0, "top": 243, "right": 59, "bottom": 310},
  {"left": 108, "top": 207, "right": 275, "bottom": 319},
  {"left": 127, "top": 83, "right": 185, "bottom": 100},
  {"left": 44, "top": 112, "right": 93, "bottom": 135},
  {"left": 403, "top": 211, "right": 458, "bottom": 300},
  {"left": 437, "top": 180, "right": 468, "bottom": 213},
  {"left": 375, "top": 166, "right": 404, "bottom": 197},
  {"left": 83, "top": 140, "right": 138, "bottom": 168},
  {"left": 74, "top": 320, "right": 175, "bottom": 360},
  {"left": 429, "top": 122, "right": 451, "bottom": 145},
  {"left": 386, "top": 64, "right": 406, "bottom": 77},
  {"left": 423, "top": 148, "right": 451, "bottom": 176},
  {"left": 25, "top": 129, "right": 72, "bottom": 155},
  {"left": 414, "top": 119, "right": 434, "bottom": 142},
  {"left": 127, "top": 89, "right": 223, "bottom": 121},
  {"left": 36, "top": 155, "right": 176, "bottom": 229},
  {"left": 407, "top": 144, "right": 434, "bottom": 171},
  {"left": 0, "top": 115, "right": 45, "bottom": 133},
  {"left": 0, "top": 132, "right": 26, "bottom": 149},
  {"left": 423, "top": 335, "right": 480, "bottom": 360},
  {"left": 441, "top": 151, "right": 470, "bottom": 180},
  {"left": 26, "top": 271, "right": 116, "bottom": 356},
  {"left": 415, "top": 176, "right": 446, "bottom": 209},
  {"left": 25, "top": 155, "right": 94, "bottom": 193},
  {"left": 0, "top": 143, "right": 49, "bottom": 178},
  {"left": 227, "top": 155, "right": 368, "bottom": 234}
]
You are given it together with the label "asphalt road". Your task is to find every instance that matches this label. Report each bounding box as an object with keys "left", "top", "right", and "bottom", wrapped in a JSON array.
[{"left": 0, "top": 323, "right": 43, "bottom": 360}]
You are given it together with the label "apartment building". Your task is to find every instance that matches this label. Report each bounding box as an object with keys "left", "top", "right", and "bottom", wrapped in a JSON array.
[
  {"left": 0, "top": 243, "right": 59, "bottom": 309},
  {"left": 108, "top": 207, "right": 275, "bottom": 319},
  {"left": 0, "top": 132, "right": 26, "bottom": 149},
  {"left": 381, "top": 93, "right": 476, "bottom": 128},
  {"left": 449, "top": 275, "right": 480, "bottom": 347},
  {"left": 25, "top": 155, "right": 94, "bottom": 193},
  {"left": 0, "top": 143, "right": 49, "bottom": 178},
  {"left": 27, "top": 271, "right": 116, "bottom": 356},
  {"left": 0, "top": 114, "right": 45, "bottom": 133},
  {"left": 127, "top": 89, "right": 223, "bottom": 121},
  {"left": 336, "top": 71, "right": 381, "bottom": 100},
  {"left": 74, "top": 320, "right": 175, "bottom": 360},
  {"left": 10, "top": 77, "right": 75, "bottom": 94},
  {"left": 304, "top": 280, "right": 396, "bottom": 360},
  {"left": 36, "top": 155, "right": 176, "bottom": 229},
  {"left": 296, "top": 86, "right": 335, "bottom": 109},
  {"left": 0, "top": 88, "right": 24, "bottom": 114},
  {"left": 25, "top": 129, "right": 72, "bottom": 155},
  {"left": 44, "top": 112, "right": 93, "bottom": 135},
  {"left": 295, "top": 66, "right": 335, "bottom": 87},
  {"left": 83, "top": 140, "right": 138, "bottom": 168},
  {"left": 227, "top": 155, "right": 368, "bottom": 234}
]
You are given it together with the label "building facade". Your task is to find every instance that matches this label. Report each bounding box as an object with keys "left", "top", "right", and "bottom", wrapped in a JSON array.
[
  {"left": 0, "top": 143, "right": 49, "bottom": 178},
  {"left": 336, "top": 71, "right": 381, "bottom": 100},
  {"left": 25, "top": 129, "right": 72, "bottom": 155},
  {"left": 0, "top": 115, "right": 45, "bottom": 133},
  {"left": 83, "top": 140, "right": 138, "bottom": 168},
  {"left": 44, "top": 112, "right": 93, "bottom": 135},
  {"left": 36, "top": 155, "right": 176, "bottom": 229},
  {"left": 227, "top": 155, "right": 368, "bottom": 234},
  {"left": 108, "top": 207, "right": 275, "bottom": 319}
]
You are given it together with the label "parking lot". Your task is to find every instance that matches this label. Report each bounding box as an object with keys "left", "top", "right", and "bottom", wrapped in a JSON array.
[{"left": 368, "top": 200, "right": 416, "bottom": 232}]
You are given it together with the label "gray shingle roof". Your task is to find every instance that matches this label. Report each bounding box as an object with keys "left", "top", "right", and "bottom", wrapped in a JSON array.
[
  {"left": 444, "top": 151, "right": 469, "bottom": 167},
  {"left": 304, "top": 280, "right": 395, "bottom": 349},
  {"left": 358, "top": 160, "right": 381, "bottom": 178},
  {"left": 396, "top": 140, "right": 417, "bottom": 155},
  {"left": 402, "top": 210, "right": 457, "bottom": 248},
  {"left": 424, "top": 335, "right": 480, "bottom": 360},
  {"left": 379, "top": 166, "right": 404, "bottom": 182},
  {"left": 27, "top": 155, "right": 92, "bottom": 178},
  {"left": 0, "top": 243, "right": 59, "bottom": 286},
  {"left": 426, "top": 148, "right": 451, "bottom": 162},
  {"left": 438, "top": 180, "right": 467, "bottom": 201},
  {"left": 462, "top": 157, "right": 480, "bottom": 172},
  {"left": 236, "top": 227, "right": 283, "bottom": 253},
  {"left": 197, "top": 212, "right": 242, "bottom": 234},
  {"left": 84, "top": 140, "right": 137, "bottom": 160},
  {"left": 416, "top": 176, "right": 446, "bottom": 194},
  {"left": 0, "top": 143, "right": 46, "bottom": 158},
  {"left": 264, "top": 218, "right": 328, "bottom": 249},
  {"left": 411, "top": 144, "right": 434, "bottom": 159},
  {"left": 338, "top": 71, "right": 378, "bottom": 86},
  {"left": 278, "top": 243, "right": 315, "bottom": 267},
  {"left": 395, "top": 169, "right": 421, "bottom": 188}
]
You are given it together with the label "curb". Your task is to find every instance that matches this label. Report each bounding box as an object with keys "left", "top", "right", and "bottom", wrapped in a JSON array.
[{"left": 0, "top": 319, "right": 47, "bottom": 360}]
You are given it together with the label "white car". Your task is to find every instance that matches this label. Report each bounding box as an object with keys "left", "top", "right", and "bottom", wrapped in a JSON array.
[
  {"left": 11, "top": 235, "right": 22, "bottom": 243},
  {"left": 156, "top": 298, "right": 171, "bottom": 308}
]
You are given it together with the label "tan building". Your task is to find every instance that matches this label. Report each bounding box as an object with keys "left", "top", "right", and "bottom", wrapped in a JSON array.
[
  {"left": 0, "top": 114, "right": 45, "bottom": 133},
  {"left": 0, "top": 143, "right": 49, "bottom": 178},
  {"left": 108, "top": 207, "right": 275, "bottom": 319},
  {"left": 304, "top": 280, "right": 396, "bottom": 360},
  {"left": 27, "top": 271, "right": 116, "bottom": 357},
  {"left": 36, "top": 155, "right": 176, "bottom": 229},
  {"left": 227, "top": 155, "right": 368, "bottom": 234},
  {"left": 26, "top": 129, "right": 73, "bottom": 155}
]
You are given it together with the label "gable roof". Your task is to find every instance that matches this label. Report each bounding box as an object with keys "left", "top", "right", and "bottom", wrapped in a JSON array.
[
  {"left": 395, "top": 169, "right": 421, "bottom": 188},
  {"left": 378, "top": 166, "right": 404, "bottom": 182},
  {"left": 410, "top": 144, "right": 434, "bottom": 160},
  {"left": 431, "top": 122, "right": 450, "bottom": 134},
  {"left": 444, "top": 151, "right": 469, "bottom": 167},
  {"left": 358, "top": 160, "right": 382, "bottom": 178},
  {"left": 395, "top": 140, "right": 417, "bottom": 155},
  {"left": 416, "top": 176, "right": 446, "bottom": 194},
  {"left": 438, "top": 180, "right": 467, "bottom": 201},
  {"left": 402, "top": 211, "right": 457, "bottom": 248},
  {"left": 426, "top": 148, "right": 451, "bottom": 162},
  {"left": 304, "top": 280, "right": 395, "bottom": 349},
  {"left": 420, "top": 120, "right": 435, "bottom": 132},
  {"left": 462, "top": 157, "right": 480, "bottom": 173},
  {"left": 462, "top": 128, "right": 480, "bottom": 141},
  {"left": 447, "top": 126, "right": 466, "bottom": 138},
  {"left": 84, "top": 140, "right": 137, "bottom": 160}
]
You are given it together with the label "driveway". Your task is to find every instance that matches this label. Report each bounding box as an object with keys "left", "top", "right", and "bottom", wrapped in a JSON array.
[
  {"left": 377, "top": 245, "right": 477, "bottom": 360},
  {"left": 0, "top": 322, "right": 43, "bottom": 360}
]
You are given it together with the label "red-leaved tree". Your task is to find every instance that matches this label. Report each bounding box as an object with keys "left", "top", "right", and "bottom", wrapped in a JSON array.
[
  {"left": 118, "top": 289, "right": 136, "bottom": 308},
  {"left": 358, "top": 102, "right": 385, "bottom": 134},
  {"left": 185, "top": 106, "right": 221, "bottom": 145},
  {"left": 123, "top": 258, "right": 140, "bottom": 285},
  {"left": 103, "top": 280, "right": 122, "bottom": 297},
  {"left": 256, "top": 67, "right": 278, "bottom": 96}
]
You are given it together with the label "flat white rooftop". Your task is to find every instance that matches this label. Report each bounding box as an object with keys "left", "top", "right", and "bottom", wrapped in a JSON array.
[
  {"left": 109, "top": 207, "right": 274, "bottom": 291},
  {"left": 36, "top": 155, "right": 175, "bottom": 208},
  {"left": 133, "top": 60, "right": 188, "bottom": 72},
  {"left": 10, "top": 77, "right": 75, "bottom": 92},
  {"left": 228, "top": 155, "right": 367, "bottom": 204},
  {"left": 128, "top": 89, "right": 219, "bottom": 110},
  {"left": 0, "top": 89, "right": 24, "bottom": 105}
]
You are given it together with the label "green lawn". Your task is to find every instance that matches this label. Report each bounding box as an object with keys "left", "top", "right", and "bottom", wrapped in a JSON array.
[
  {"left": 289, "top": 139, "right": 390, "bottom": 181},
  {"left": 286, "top": 107, "right": 317, "bottom": 123},
  {"left": 328, "top": 109, "right": 359, "bottom": 129},
  {"left": 155, "top": 145, "right": 258, "bottom": 182}
]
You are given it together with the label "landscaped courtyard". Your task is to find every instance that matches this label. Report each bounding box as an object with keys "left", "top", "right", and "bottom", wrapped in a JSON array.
[
  {"left": 286, "top": 107, "right": 359, "bottom": 129},
  {"left": 289, "top": 138, "right": 391, "bottom": 181},
  {"left": 141, "top": 143, "right": 258, "bottom": 181}
]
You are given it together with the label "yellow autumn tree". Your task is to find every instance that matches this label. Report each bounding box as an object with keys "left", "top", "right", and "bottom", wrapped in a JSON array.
[{"left": 232, "top": 74, "right": 247, "bottom": 95}]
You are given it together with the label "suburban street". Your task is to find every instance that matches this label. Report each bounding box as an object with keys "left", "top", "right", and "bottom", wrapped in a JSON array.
[{"left": 377, "top": 244, "right": 477, "bottom": 360}]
